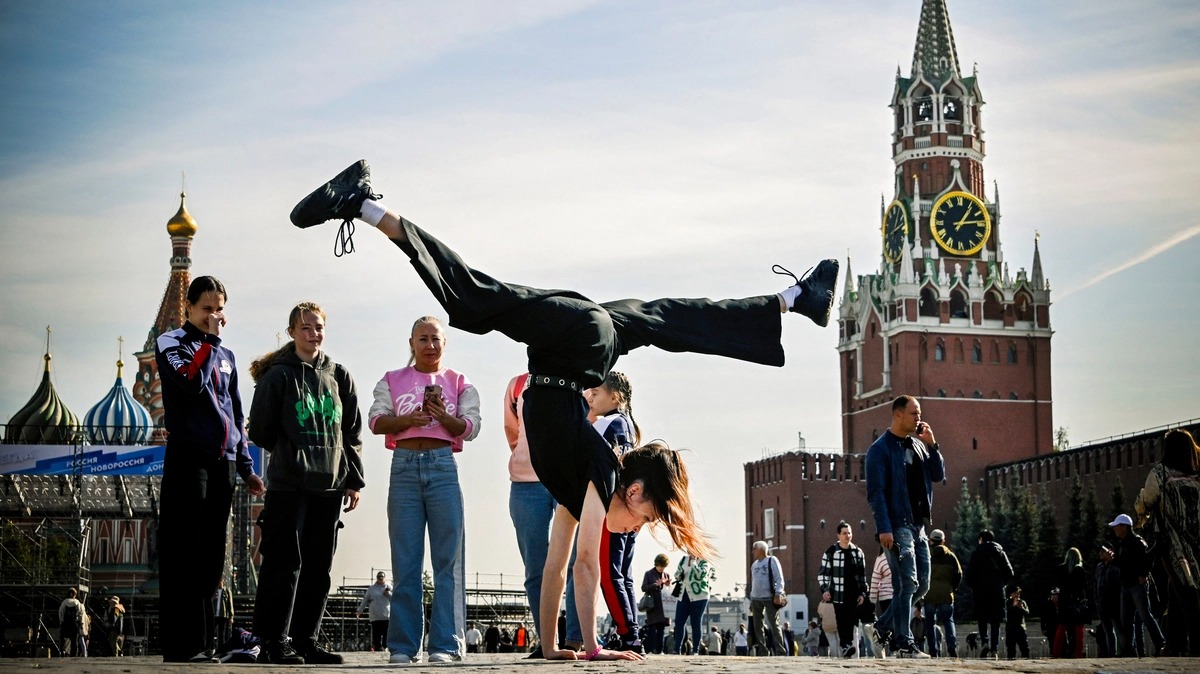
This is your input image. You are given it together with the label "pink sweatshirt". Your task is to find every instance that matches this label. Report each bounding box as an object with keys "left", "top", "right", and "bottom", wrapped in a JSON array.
[{"left": 368, "top": 366, "right": 481, "bottom": 452}]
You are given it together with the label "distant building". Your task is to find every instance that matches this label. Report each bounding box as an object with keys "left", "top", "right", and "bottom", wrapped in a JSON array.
[{"left": 743, "top": 0, "right": 1195, "bottom": 617}]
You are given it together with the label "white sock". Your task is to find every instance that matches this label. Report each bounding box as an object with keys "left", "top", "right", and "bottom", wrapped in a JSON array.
[
  {"left": 358, "top": 199, "right": 387, "bottom": 227},
  {"left": 779, "top": 284, "right": 803, "bottom": 311}
]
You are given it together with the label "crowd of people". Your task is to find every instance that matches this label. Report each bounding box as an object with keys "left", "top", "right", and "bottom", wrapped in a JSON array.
[
  {"left": 132, "top": 159, "right": 837, "bottom": 665},
  {"left": 810, "top": 396, "right": 1200, "bottom": 661},
  {"left": 58, "top": 159, "right": 1195, "bottom": 664}
]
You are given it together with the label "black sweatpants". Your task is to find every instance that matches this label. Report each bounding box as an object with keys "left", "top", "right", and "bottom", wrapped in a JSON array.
[
  {"left": 394, "top": 216, "right": 786, "bottom": 513},
  {"left": 253, "top": 490, "right": 343, "bottom": 644},
  {"left": 158, "top": 450, "right": 236, "bottom": 660}
]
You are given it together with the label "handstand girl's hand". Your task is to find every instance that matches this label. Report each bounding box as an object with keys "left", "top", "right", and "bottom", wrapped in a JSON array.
[
  {"left": 594, "top": 648, "right": 645, "bottom": 661},
  {"left": 541, "top": 647, "right": 579, "bottom": 660}
]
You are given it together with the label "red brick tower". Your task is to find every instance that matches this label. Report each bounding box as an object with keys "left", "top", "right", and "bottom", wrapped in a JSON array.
[
  {"left": 836, "top": 0, "right": 1053, "bottom": 530},
  {"left": 745, "top": 1, "right": 1055, "bottom": 609},
  {"left": 132, "top": 191, "right": 197, "bottom": 442}
]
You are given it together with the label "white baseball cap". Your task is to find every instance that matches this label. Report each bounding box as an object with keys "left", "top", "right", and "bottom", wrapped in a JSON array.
[{"left": 1108, "top": 514, "right": 1133, "bottom": 527}]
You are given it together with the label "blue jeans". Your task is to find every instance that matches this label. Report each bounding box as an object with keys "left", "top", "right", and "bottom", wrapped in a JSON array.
[
  {"left": 1120, "top": 581, "right": 1164, "bottom": 654},
  {"left": 386, "top": 448, "right": 466, "bottom": 658},
  {"left": 878, "top": 525, "right": 929, "bottom": 647},
  {"left": 509, "top": 481, "right": 555, "bottom": 637},
  {"left": 674, "top": 595, "right": 708, "bottom": 654},
  {"left": 924, "top": 602, "right": 955, "bottom": 656}
]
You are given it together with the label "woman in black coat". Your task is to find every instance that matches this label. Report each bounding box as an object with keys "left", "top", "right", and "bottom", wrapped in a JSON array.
[
  {"left": 965, "top": 530, "right": 1014, "bottom": 658},
  {"left": 641, "top": 554, "right": 672, "bottom": 654},
  {"left": 1053, "top": 548, "right": 1090, "bottom": 658}
]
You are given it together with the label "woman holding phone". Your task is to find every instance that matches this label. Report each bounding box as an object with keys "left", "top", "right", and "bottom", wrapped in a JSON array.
[{"left": 368, "top": 316, "right": 481, "bottom": 664}]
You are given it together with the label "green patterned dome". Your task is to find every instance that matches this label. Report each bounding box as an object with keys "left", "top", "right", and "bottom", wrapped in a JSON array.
[{"left": 7, "top": 350, "right": 80, "bottom": 444}]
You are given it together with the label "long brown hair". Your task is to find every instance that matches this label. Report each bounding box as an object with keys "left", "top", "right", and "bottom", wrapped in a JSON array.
[
  {"left": 249, "top": 301, "right": 326, "bottom": 382},
  {"left": 618, "top": 442, "right": 715, "bottom": 560}
]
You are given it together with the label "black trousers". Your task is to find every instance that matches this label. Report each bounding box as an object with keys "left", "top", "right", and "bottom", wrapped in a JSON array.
[
  {"left": 158, "top": 450, "right": 236, "bottom": 660},
  {"left": 833, "top": 601, "right": 858, "bottom": 652},
  {"left": 371, "top": 620, "right": 388, "bottom": 651},
  {"left": 394, "top": 216, "right": 785, "bottom": 387},
  {"left": 394, "top": 216, "right": 785, "bottom": 510},
  {"left": 253, "top": 490, "right": 343, "bottom": 644}
]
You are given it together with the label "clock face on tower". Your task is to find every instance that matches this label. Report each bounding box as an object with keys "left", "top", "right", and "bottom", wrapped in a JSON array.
[
  {"left": 931, "top": 190, "right": 991, "bottom": 256},
  {"left": 882, "top": 200, "right": 908, "bottom": 263}
]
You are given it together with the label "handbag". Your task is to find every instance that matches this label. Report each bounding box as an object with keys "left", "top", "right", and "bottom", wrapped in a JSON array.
[{"left": 637, "top": 593, "right": 654, "bottom": 612}]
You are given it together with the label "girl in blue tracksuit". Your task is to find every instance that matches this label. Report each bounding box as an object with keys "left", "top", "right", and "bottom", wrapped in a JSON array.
[
  {"left": 155, "top": 276, "right": 265, "bottom": 663},
  {"left": 589, "top": 373, "right": 643, "bottom": 651}
]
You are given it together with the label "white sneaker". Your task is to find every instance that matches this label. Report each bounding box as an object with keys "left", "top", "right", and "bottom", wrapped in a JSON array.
[
  {"left": 389, "top": 652, "right": 419, "bottom": 664},
  {"left": 428, "top": 652, "right": 462, "bottom": 663}
]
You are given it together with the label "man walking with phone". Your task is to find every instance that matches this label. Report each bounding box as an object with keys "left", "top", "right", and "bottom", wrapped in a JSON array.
[{"left": 865, "top": 395, "right": 945, "bottom": 658}]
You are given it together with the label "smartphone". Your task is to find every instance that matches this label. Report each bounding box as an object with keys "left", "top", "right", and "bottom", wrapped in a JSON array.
[{"left": 424, "top": 384, "right": 442, "bottom": 400}]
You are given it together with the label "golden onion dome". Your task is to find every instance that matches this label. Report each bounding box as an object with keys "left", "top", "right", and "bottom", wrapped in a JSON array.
[{"left": 166, "top": 191, "right": 197, "bottom": 237}]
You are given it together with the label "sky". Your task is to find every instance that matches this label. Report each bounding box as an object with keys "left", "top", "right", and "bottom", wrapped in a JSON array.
[{"left": 1, "top": 1, "right": 1198, "bottom": 600}]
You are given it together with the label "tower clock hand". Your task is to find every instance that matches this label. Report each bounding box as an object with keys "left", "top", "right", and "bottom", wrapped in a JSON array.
[{"left": 953, "top": 218, "right": 985, "bottom": 230}]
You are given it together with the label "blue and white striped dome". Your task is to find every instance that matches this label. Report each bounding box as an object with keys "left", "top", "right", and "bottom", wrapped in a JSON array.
[{"left": 85, "top": 359, "right": 153, "bottom": 445}]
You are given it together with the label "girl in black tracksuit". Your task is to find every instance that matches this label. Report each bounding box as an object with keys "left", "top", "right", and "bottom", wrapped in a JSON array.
[{"left": 247, "top": 301, "right": 363, "bottom": 664}]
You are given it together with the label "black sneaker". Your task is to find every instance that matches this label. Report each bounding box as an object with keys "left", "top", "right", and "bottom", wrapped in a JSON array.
[
  {"left": 894, "top": 643, "right": 930, "bottom": 659},
  {"left": 869, "top": 621, "right": 892, "bottom": 658},
  {"left": 296, "top": 640, "right": 343, "bottom": 665},
  {"left": 525, "top": 646, "right": 544, "bottom": 659},
  {"left": 261, "top": 639, "right": 305, "bottom": 665},
  {"left": 187, "top": 650, "right": 218, "bottom": 663},
  {"left": 775, "top": 259, "right": 839, "bottom": 327},
  {"left": 841, "top": 644, "right": 857, "bottom": 658},
  {"left": 290, "top": 160, "right": 383, "bottom": 256},
  {"left": 619, "top": 638, "right": 645, "bottom": 655}
]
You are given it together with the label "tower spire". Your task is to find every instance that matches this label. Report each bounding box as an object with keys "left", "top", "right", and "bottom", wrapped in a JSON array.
[
  {"left": 1031, "top": 231, "right": 1045, "bottom": 290},
  {"left": 911, "top": 0, "right": 961, "bottom": 83}
]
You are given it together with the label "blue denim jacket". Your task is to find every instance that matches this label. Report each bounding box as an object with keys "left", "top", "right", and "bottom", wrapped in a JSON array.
[{"left": 866, "top": 431, "right": 945, "bottom": 535}]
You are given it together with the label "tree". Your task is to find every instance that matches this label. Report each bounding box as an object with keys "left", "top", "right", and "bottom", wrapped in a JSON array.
[
  {"left": 1110, "top": 477, "right": 1127, "bottom": 520},
  {"left": 952, "top": 479, "right": 989, "bottom": 621},
  {"left": 1028, "top": 486, "right": 1063, "bottom": 616},
  {"left": 1064, "top": 476, "right": 1085, "bottom": 552},
  {"left": 1080, "top": 479, "right": 1103, "bottom": 562},
  {"left": 1008, "top": 479, "right": 1036, "bottom": 589}
]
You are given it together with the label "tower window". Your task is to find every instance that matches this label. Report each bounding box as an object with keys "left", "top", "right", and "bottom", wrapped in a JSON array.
[
  {"left": 949, "top": 288, "right": 969, "bottom": 319},
  {"left": 944, "top": 98, "right": 962, "bottom": 121},
  {"left": 934, "top": 342, "right": 945, "bottom": 361},
  {"left": 1008, "top": 343, "right": 1018, "bottom": 364},
  {"left": 919, "top": 287, "right": 939, "bottom": 317},
  {"left": 972, "top": 343, "right": 982, "bottom": 363},
  {"left": 915, "top": 97, "right": 933, "bottom": 122}
]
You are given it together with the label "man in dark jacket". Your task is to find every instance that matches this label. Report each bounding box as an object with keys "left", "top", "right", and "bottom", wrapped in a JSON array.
[
  {"left": 1110, "top": 514, "right": 1166, "bottom": 656},
  {"left": 924, "top": 529, "right": 962, "bottom": 657},
  {"left": 964, "top": 530, "right": 1013, "bottom": 659},
  {"left": 865, "top": 395, "right": 945, "bottom": 658}
]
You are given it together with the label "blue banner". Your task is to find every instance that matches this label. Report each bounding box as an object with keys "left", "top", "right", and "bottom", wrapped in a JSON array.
[{"left": 0, "top": 444, "right": 263, "bottom": 476}]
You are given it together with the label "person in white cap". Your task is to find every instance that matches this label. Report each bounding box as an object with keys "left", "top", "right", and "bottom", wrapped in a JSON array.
[{"left": 1109, "top": 513, "right": 1166, "bottom": 656}]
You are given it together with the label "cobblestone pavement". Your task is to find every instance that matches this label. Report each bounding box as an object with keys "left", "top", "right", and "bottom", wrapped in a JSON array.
[{"left": 0, "top": 652, "right": 1194, "bottom": 674}]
